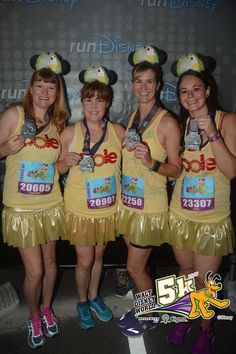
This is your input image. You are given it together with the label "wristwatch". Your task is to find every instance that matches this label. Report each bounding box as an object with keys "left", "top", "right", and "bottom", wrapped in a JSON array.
[{"left": 149, "top": 159, "right": 161, "bottom": 172}]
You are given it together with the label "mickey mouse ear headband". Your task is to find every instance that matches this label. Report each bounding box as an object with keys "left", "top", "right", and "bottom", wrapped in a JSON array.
[
  {"left": 79, "top": 65, "right": 118, "bottom": 86},
  {"left": 128, "top": 45, "right": 167, "bottom": 66},
  {"left": 30, "top": 51, "right": 71, "bottom": 75},
  {"left": 171, "top": 53, "right": 216, "bottom": 77}
]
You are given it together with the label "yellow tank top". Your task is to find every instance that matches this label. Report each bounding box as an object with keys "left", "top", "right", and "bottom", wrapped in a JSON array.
[
  {"left": 121, "top": 109, "right": 168, "bottom": 214},
  {"left": 64, "top": 121, "right": 122, "bottom": 218},
  {"left": 170, "top": 111, "right": 230, "bottom": 222},
  {"left": 3, "top": 106, "right": 62, "bottom": 209}
]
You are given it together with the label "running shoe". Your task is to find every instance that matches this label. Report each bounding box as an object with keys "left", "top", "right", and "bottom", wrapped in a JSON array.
[
  {"left": 167, "top": 321, "right": 192, "bottom": 347},
  {"left": 118, "top": 309, "right": 157, "bottom": 337},
  {"left": 89, "top": 296, "right": 113, "bottom": 322},
  {"left": 27, "top": 314, "right": 45, "bottom": 349},
  {"left": 115, "top": 271, "right": 136, "bottom": 297},
  {"left": 192, "top": 327, "right": 214, "bottom": 354},
  {"left": 77, "top": 301, "right": 95, "bottom": 329},
  {"left": 41, "top": 307, "right": 60, "bottom": 337}
]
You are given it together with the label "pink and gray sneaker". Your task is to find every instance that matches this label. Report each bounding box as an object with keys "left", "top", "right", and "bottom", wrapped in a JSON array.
[
  {"left": 27, "top": 314, "right": 45, "bottom": 349},
  {"left": 41, "top": 307, "right": 60, "bottom": 338}
]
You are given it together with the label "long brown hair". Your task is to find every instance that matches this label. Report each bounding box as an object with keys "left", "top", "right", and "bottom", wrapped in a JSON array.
[{"left": 22, "top": 68, "right": 70, "bottom": 133}]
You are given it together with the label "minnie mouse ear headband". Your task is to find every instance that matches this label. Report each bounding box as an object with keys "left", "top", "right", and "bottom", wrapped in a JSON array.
[
  {"left": 171, "top": 53, "right": 216, "bottom": 77},
  {"left": 30, "top": 51, "right": 71, "bottom": 75},
  {"left": 79, "top": 65, "right": 118, "bottom": 86},
  {"left": 128, "top": 45, "right": 167, "bottom": 66}
]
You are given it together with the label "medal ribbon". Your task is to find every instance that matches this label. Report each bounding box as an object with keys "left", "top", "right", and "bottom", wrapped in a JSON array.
[
  {"left": 82, "top": 116, "right": 109, "bottom": 156},
  {"left": 130, "top": 104, "right": 159, "bottom": 135}
]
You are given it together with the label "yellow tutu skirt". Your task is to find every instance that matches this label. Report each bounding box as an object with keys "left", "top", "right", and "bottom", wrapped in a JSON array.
[
  {"left": 63, "top": 210, "right": 117, "bottom": 246},
  {"left": 2, "top": 202, "right": 66, "bottom": 248},
  {"left": 169, "top": 211, "right": 234, "bottom": 256},
  {"left": 116, "top": 206, "right": 170, "bottom": 247}
]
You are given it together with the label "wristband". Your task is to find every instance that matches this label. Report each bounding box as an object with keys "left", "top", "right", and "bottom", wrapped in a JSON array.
[
  {"left": 149, "top": 159, "right": 161, "bottom": 172},
  {"left": 208, "top": 131, "right": 220, "bottom": 143}
]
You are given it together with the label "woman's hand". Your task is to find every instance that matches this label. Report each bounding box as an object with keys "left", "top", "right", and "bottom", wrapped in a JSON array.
[
  {"left": 65, "top": 152, "right": 81, "bottom": 168},
  {"left": 134, "top": 142, "right": 153, "bottom": 168},
  {"left": 197, "top": 115, "right": 217, "bottom": 137},
  {"left": 3, "top": 135, "right": 25, "bottom": 156}
]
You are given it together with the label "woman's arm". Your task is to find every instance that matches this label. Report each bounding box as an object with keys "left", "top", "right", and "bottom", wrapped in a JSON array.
[
  {"left": 0, "top": 106, "right": 25, "bottom": 158},
  {"left": 112, "top": 122, "right": 126, "bottom": 144},
  {"left": 198, "top": 112, "right": 236, "bottom": 180},
  {"left": 56, "top": 125, "right": 81, "bottom": 174}
]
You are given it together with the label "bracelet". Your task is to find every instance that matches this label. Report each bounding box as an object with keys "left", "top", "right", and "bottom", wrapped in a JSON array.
[{"left": 208, "top": 131, "right": 221, "bottom": 143}]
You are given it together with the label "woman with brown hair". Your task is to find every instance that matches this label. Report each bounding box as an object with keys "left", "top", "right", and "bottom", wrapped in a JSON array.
[{"left": 57, "top": 66, "right": 125, "bottom": 329}]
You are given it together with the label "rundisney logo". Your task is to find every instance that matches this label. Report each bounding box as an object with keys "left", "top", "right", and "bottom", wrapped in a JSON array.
[
  {"left": 22, "top": 0, "right": 79, "bottom": 10},
  {"left": 140, "top": 0, "right": 221, "bottom": 17},
  {"left": 70, "top": 33, "right": 142, "bottom": 54}
]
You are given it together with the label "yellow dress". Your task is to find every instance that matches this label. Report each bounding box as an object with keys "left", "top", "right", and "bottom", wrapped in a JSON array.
[
  {"left": 63, "top": 121, "right": 122, "bottom": 246},
  {"left": 116, "top": 109, "right": 170, "bottom": 247},
  {"left": 169, "top": 111, "right": 234, "bottom": 256},
  {"left": 2, "top": 106, "right": 66, "bottom": 248}
]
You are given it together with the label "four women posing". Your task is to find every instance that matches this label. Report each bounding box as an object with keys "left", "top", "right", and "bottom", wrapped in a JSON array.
[{"left": 1, "top": 48, "right": 235, "bottom": 354}]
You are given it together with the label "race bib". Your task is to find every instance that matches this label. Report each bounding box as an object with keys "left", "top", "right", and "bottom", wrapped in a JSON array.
[
  {"left": 121, "top": 175, "right": 144, "bottom": 209},
  {"left": 181, "top": 176, "right": 214, "bottom": 211},
  {"left": 86, "top": 175, "right": 116, "bottom": 209},
  {"left": 18, "top": 161, "right": 54, "bottom": 195}
]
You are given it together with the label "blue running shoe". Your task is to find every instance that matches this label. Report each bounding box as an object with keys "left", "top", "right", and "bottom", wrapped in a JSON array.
[
  {"left": 77, "top": 301, "right": 95, "bottom": 329},
  {"left": 89, "top": 296, "right": 113, "bottom": 322}
]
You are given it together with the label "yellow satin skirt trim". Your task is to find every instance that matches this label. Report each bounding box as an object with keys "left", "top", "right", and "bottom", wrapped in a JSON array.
[
  {"left": 169, "top": 211, "right": 234, "bottom": 256},
  {"left": 2, "top": 202, "right": 66, "bottom": 248},
  {"left": 116, "top": 206, "right": 170, "bottom": 247},
  {"left": 63, "top": 210, "right": 117, "bottom": 246}
]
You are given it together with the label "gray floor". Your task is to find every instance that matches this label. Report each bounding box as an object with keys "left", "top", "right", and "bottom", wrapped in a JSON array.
[{"left": 0, "top": 266, "right": 235, "bottom": 354}]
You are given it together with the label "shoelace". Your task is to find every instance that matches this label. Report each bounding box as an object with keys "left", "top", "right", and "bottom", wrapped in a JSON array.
[
  {"left": 42, "top": 308, "right": 55, "bottom": 326},
  {"left": 30, "top": 316, "right": 42, "bottom": 336},
  {"left": 80, "top": 304, "right": 91, "bottom": 318},
  {"left": 95, "top": 298, "right": 106, "bottom": 311}
]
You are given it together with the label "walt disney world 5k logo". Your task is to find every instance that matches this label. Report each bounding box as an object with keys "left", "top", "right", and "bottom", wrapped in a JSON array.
[{"left": 133, "top": 271, "right": 230, "bottom": 324}]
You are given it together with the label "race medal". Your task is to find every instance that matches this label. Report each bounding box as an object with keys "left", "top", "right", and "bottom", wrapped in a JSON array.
[
  {"left": 18, "top": 160, "right": 54, "bottom": 195},
  {"left": 86, "top": 175, "right": 116, "bottom": 209},
  {"left": 124, "top": 129, "right": 141, "bottom": 149},
  {"left": 21, "top": 117, "right": 37, "bottom": 140},
  {"left": 185, "top": 120, "right": 201, "bottom": 151},
  {"left": 121, "top": 175, "right": 144, "bottom": 209},
  {"left": 185, "top": 131, "right": 201, "bottom": 151},
  {"left": 181, "top": 176, "right": 214, "bottom": 211},
  {"left": 79, "top": 155, "right": 95, "bottom": 173}
]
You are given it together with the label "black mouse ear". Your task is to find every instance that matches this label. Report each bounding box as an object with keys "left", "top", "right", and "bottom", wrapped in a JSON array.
[
  {"left": 128, "top": 51, "right": 135, "bottom": 66},
  {"left": 54, "top": 52, "right": 71, "bottom": 75},
  {"left": 170, "top": 60, "right": 178, "bottom": 76},
  {"left": 78, "top": 70, "right": 87, "bottom": 84},
  {"left": 197, "top": 53, "right": 216, "bottom": 73},
  {"left": 105, "top": 69, "right": 118, "bottom": 86},
  {"left": 30, "top": 55, "right": 39, "bottom": 70},
  {"left": 155, "top": 47, "right": 167, "bottom": 65}
]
